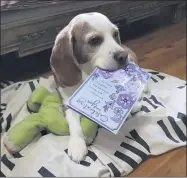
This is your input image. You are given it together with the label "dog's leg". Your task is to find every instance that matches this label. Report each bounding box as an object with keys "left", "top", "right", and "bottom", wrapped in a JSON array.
[
  {"left": 65, "top": 109, "right": 88, "bottom": 163},
  {"left": 131, "top": 83, "right": 150, "bottom": 114},
  {"left": 131, "top": 99, "right": 142, "bottom": 114}
]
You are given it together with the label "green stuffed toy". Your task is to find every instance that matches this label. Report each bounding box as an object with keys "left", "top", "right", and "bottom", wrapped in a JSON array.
[{"left": 3, "top": 87, "right": 98, "bottom": 154}]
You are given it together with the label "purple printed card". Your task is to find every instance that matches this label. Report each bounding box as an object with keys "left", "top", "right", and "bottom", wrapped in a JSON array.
[{"left": 66, "top": 63, "right": 151, "bottom": 134}]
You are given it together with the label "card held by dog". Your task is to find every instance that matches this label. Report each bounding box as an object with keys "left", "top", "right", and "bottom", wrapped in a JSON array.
[{"left": 66, "top": 62, "right": 151, "bottom": 134}]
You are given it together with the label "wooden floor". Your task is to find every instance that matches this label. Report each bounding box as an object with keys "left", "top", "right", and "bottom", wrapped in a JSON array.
[
  {"left": 124, "top": 17, "right": 186, "bottom": 81},
  {"left": 124, "top": 18, "right": 186, "bottom": 177}
]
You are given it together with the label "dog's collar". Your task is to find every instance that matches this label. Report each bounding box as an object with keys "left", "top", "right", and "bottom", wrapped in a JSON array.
[
  {"left": 55, "top": 87, "right": 63, "bottom": 100},
  {"left": 55, "top": 87, "right": 69, "bottom": 112}
]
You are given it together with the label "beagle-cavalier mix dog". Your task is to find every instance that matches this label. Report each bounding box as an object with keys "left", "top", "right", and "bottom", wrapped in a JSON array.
[{"left": 50, "top": 12, "right": 142, "bottom": 163}]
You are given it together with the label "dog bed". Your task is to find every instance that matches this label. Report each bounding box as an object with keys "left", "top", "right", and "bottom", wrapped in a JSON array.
[{"left": 0, "top": 69, "right": 186, "bottom": 177}]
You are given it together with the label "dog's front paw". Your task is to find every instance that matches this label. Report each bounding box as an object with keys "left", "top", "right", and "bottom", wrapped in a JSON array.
[
  {"left": 68, "top": 136, "right": 88, "bottom": 163},
  {"left": 131, "top": 96, "right": 143, "bottom": 114},
  {"left": 131, "top": 102, "right": 142, "bottom": 113}
]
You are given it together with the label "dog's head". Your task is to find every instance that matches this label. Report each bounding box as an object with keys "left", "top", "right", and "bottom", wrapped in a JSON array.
[{"left": 50, "top": 12, "right": 137, "bottom": 87}]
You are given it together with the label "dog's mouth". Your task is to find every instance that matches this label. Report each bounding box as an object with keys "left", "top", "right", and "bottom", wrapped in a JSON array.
[
  {"left": 96, "top": 61, "right": 129, "bottom": 72},
  {"left": 96, "top": 66, "right": 117, "bottom": 72}
]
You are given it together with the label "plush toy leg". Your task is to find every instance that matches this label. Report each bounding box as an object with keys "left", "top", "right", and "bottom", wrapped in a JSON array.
[
  {"left": 81, "top": 117, "right": 98, "bottom": 145},
  {"left": 46, "top": 111, "right": 70, "bottom": 136},
  {"left": 3, "top": 113, "right": 46, "bottom": 154},
  {"left": 27, "top": 87, "right": 50, "bottom": 112}
]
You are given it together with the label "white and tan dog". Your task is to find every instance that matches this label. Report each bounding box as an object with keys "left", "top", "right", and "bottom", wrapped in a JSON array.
[{"left": 50, "top": 12, "right": 141, "bottom": 163}]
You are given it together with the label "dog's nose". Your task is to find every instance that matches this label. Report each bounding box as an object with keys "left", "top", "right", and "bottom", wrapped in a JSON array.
[{"left": 114, "top": 51, "right": 128, "bottom": 64}]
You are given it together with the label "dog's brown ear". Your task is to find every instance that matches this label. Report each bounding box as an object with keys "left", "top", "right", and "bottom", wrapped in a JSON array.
[
  {"left": 50, "top": 25, "right": 82, "bottom": 87},
  {"left": 123, "top": 45, "right": 138, "bottom": 64}
]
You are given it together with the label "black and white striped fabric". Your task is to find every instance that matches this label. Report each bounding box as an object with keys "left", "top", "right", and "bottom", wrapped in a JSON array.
[
  {"left": 0, "top": 80, "right": 14, "bottom": 90},
  {"left": 0, "top": 70, "right": 186, "bottom": 177}
]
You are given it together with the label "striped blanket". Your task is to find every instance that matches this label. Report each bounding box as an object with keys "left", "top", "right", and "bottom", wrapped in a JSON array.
[{"left": 0, "top": 69, "right": 186, "bottom": 177}]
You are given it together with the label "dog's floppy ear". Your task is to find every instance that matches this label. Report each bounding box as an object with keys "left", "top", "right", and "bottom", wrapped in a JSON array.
[
  {"left": 125, "top": 46, "right": 138, "bottom": 64},
  {"left": 50, "top": 25, "right": 82, "bottom": 87},
  {"left": 122, "top": 45, "right": 138, "bottom": 64}
]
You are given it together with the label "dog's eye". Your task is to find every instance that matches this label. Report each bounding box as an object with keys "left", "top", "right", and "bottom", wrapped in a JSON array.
[
  {"left": 113, "top": 31, "right": 119, "bottom": 38},
  {"left": 89, "top": 36, "right": 103, "bottom": 46}
]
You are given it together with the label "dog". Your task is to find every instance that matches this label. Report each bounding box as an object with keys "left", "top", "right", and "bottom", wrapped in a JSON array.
[{"left": 50, "top": 12, "right": 142, "bottom": 163}]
